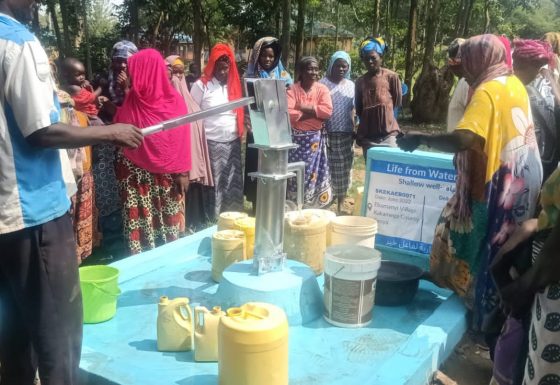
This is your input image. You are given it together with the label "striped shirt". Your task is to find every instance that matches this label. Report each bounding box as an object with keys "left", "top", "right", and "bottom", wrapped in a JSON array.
[{"left": 0, "top": 13, "right": 69, "bottom": 234}]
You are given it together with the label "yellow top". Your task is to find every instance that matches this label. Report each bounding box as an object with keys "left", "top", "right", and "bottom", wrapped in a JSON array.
[{"left": 456, "top": 75, "right": 534, "bottom": 184}]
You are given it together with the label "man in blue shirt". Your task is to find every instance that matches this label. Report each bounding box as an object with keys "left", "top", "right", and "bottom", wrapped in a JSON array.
[{"left": 0, "top": 0, "right": 143, "bottom": 383}]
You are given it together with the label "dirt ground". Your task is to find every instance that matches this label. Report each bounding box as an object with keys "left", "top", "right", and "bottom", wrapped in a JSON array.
[{"left": 436, "top": 333, "right": 493, "bottom": 385}]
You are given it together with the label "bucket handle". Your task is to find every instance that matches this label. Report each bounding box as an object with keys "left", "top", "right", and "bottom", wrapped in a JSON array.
[{"left": 89, "top": 282, "right": 122, "bottom": 297}]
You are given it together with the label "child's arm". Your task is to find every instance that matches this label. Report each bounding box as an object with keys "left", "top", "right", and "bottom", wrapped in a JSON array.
[
  {"left": 66, "top": 85, "right": 82, "bottom": 96},
  {"left": 99, "top": 97, "right": 117, "bottom": 118},
  {"left": 93, "top": 86, "right": 104, "bottom": 98}
]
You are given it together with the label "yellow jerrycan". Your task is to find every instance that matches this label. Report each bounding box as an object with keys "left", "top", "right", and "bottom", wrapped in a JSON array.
[
  {"left": 211, "top": 230, "right": 246, "bottom": 282},
  {"left": 284, "top": 211, "right": 329, "bottom": 275},
  {"left": 217, "top": 212, "right": 248, "bottom": 231},
  {"left": 194, "top": 306, "right": 225, "bottom": 362},
  {"left": 157, "top": 296, "right": 193, "bottom": 352},
  {"left": 219, "top": 302, "right": 289, "bottom": 385}
]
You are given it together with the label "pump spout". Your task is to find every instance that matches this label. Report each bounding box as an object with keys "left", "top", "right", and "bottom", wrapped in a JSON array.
[{"left": 287, "top": 161, "right": 305, "bottom": 211}]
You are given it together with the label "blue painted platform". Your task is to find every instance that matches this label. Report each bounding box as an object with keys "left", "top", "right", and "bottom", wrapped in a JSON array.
[{"left": 79, "top": 226, "right": 467, "bottom": 385}]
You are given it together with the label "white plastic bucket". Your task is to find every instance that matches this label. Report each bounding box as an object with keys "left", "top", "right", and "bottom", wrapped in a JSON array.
[
  {"left": 330, "top": 216, "right": 378, "bottom": 248},
  {"left": 323, "top": 245, "right": 381, "bottom": 328}
]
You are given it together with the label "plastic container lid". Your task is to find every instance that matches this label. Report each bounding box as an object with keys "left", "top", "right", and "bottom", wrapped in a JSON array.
[
  {"left": 331, "top": 216, "right": 378, "bottom": 229},
  {"left": 220, "top": 212, "right": 249, "bottom": 221},
  {"left": 285, "top": 212, "right": 329, "bottom": 229},
  {"left": 213, "top": 230, "right": 246, "bottom": 241},
  {"left": 324, "top": 245, "right": 382, "bottom": 275}
]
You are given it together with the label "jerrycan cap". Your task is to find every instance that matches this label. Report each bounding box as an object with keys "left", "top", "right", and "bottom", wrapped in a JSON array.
[{"left": 222, "top": 302, "right": 287, "bottom": 333}]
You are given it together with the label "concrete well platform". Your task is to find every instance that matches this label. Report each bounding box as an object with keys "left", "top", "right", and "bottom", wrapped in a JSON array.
[{"left": 79, "top": 226, "right": 467, "bottom": 385}]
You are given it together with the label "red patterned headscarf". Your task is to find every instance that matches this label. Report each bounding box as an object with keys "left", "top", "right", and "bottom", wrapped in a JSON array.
[
  {"left": 460, "top": 34, "right": 512, "bottom": 90},
  {"left": 202, "top": 43, "right": 244, "bottom": 136},
  {"left": 513, "top": 38, "right": 556, "bottom": 69}
]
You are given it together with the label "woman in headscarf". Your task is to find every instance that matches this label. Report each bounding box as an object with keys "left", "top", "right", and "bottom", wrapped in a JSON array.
[
  {"left": 319, "top": 51, "right": 355, "bottom": 213},
  {"left": 114, "top": 49, "right": 191, "bottom": 254},
  {"left": 447, "top": 38, "right": 470, "bottom": 133},
  {"left": 191, "top": 43, "right": 244, "bottom": 219},
  {"left": 513, "top": 39, "right": 560, "bottom": 181},
  {"left": 486, "top": 39, "right": 560, "bottom": 385},
  {"left": 243, "top": 37, "right": 293, "bottom": 214},
  {"left": 108, "top": 40, "right": 138, "bottom": 106},
  {"left": 398, "top": 34, "right": 542, "bottom": 351},
  {"left": 542, "top": 32, "right": 560, "bottom": 82},
  {"left": 287, "top": 56, "right": 333, "bottom": 208},
  {"left": 355, "top": 37, "right": 402, "bottom": 158},
  {"left": 166, "top": 55, "right": 214, "bottom": 231},
  {"left": 93, "top": 40, "right": 138, "bottom": 257}
]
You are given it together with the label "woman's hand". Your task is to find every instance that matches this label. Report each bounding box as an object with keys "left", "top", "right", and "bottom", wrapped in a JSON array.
[
  {"left": 117, "top": 71, "right": 130, "bottom": 93},
  {"left": 397, "top": 133, "right": 424, "bottom": 152},
  {"left": 492, "top": 219, "right": 538, "bottom": 268},
  {"left": 174, "top": 174, "right": 190, "bottom": 198}
]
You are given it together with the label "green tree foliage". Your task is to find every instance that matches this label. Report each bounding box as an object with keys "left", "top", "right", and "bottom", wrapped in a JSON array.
[{"left": 34, "top": 0, "right": 560, "bottom": 113}]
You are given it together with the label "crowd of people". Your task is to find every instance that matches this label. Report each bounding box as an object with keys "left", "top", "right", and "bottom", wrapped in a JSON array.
[
  {"left": 40, "top": 35, "right": 401, "bottom": 262},
  {"left": 3, "top": 0, "right": 560, "bottom": 382},
  {"left": 398, "top": 33, "right": 560, "bottom": 385}
]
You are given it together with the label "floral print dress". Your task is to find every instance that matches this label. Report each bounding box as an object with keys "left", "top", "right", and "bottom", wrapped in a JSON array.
[{"left": 429, "top": 75, "right": 543, "bottom": 333}]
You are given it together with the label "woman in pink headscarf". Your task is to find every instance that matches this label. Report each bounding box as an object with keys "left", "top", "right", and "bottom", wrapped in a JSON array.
[
  {"left": 166, "top": 55, "right": 214, "bottom": 231},
  {"left": 114, "top": 49, "right": 191, "bottom": 254}
]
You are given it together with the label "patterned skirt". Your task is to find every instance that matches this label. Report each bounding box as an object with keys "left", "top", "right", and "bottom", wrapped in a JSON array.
[
  {"left": 115, "top": 153, "right": 185, "bottom": 255},
  {"left": 288, "top": 129, "right": 332, "bottom": 208},
  {"left": 327, "top": 133, "right": 354, "bottom": 197},
  {"left": 70, "top": 171, "right": 100, "bottom": 261},
  {"left": 206, "top": 138, "right": 244, "bottom": 220},
  {"left": 90, "top": 117, "right": 122, "bottom": 218}
]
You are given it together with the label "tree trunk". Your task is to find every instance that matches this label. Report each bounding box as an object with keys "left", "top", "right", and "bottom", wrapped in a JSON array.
[
  {"left": 410, "top": 63, "right": 454, "bottom": 123},
  {"left": 483, "top": 0, "right": 491, "bottom": 33},
  {"left": 130, "top": 0, "right": 139, "bottom": 43},
  {"left": 372, "top": 0, "right": 381, "bottom": 36},
  {"left": 295, "top": 0, "right": 306, "bottom": 66},
  {"left": 193, "top": 0, "right": 204, "bottom": 67},
  {"left": 275, "top": 1, "right": 281, "bottom": 37},
  {"left": 46, "top": 0, "right": 63, "bottom": 55},
  {"left": 334, "top": 1, "right": 340, "bottom": 49},
  {"left": 392, "top": 0, "right": 401, "bottom": 19},
  {"left": 83, "top": 0, "right": 92, "bottom": 78},
  {"left": 404, "top": 0, "right": 419, "bottom": 92},
  {"left": 463, "top": 0, "right": 475, "bottom": 36},
  {"left": 58, "top": 0, "right": 74, "bottom": 57},
  {"left": 454, "top": 0, "right": 467, "bottom": 36},
  {"left": 281, "top": 0, "right": 291, "bottom": 67},
  {"left": 421, "top": 0, "right": 440, "bottom": 70}
]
